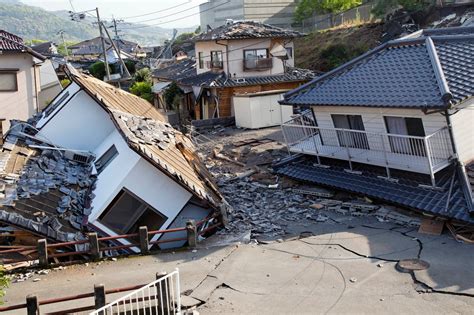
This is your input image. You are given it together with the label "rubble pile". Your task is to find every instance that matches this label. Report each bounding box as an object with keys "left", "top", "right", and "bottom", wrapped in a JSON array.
[
  {"left": 194, "top": 127, "right": 423, "bottom": 239},
  {"left": 0, "top": 123, "right": 95, "bottom": 241},
  {"left": 432, "top": 9, "right": 474, "bottom": 28}
]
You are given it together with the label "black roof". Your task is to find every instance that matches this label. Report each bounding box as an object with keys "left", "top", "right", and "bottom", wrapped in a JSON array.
[
  {"left": 282, "top": 27, "right": 474, "bottom": 109},
  {"left": 194, "top": 20, "right": 304, "bottom": 42},
  {"left": 152, "top": 59, "right": 197, "bottom": 81},
  {"left": 276, "top": 157, "right": 474, "bottom": 224}
]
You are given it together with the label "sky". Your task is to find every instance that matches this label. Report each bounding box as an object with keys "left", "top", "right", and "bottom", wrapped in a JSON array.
[{"left": 20, "top": 0, "right": 208, "bottom": 28}]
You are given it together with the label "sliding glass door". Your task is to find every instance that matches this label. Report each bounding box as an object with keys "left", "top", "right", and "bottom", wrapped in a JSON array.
[
  {"left": 331, "top": 114, "right": 369, "bottom": 150},
  {"left": 384, "top": 117, "right": 426, "bottom": 156}
]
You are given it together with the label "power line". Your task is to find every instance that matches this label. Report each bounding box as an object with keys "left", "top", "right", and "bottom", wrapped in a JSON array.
[
  {"left": 122, "top": 2, "right": 203, "bottom": 25},
  {"left": 121, "top": 0, "right": 230, "bottom": 30},
  {"left": 118, "top": 0, "right": 192, "bottom": 20}
]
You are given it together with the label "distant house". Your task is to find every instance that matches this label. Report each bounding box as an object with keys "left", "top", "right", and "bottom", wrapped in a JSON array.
[
  {"left": 0, "top": 30, "right": 49, "bottom": 132},
  {"left": 152, "top": 21, "right": 316, "bottom": 126},
  {"left": 32, "top": 41, "right": 58, "bottom": 57},
  {"left": 0, "top": 65, "right": 228, "bottom": 249},
  {"left": 69, "top": 37, "right": 145, "bottom": 61},
  {"left": 277, "top": 27, "right": 474, "bottom": 225}
]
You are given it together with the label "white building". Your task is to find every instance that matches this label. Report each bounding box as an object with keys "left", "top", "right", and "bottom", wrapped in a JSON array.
[
  {"left": 277, "top": 27, "right": 474, "bottom": 226},
  {"left": 0, "top": 65, "right": 228, "bottom": 250}
]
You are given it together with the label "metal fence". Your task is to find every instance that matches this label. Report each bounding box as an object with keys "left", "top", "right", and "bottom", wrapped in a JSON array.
[
  {"left": 281, "top": 111, "right": 454, "bottom": 186},
  {"left": 90, "top": 269, "right": 181, "bottom": 315}
]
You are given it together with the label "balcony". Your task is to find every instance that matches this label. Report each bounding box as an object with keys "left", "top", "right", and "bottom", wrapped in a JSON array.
[
  {"left": 281, "top": 111, "right": 454, "bottom": 185},
  {"left": 243, "top": 58, "right": 273, "bottom": 71},
  {"left": 206, "top": 60, "right": 223, "bottom": 70}
]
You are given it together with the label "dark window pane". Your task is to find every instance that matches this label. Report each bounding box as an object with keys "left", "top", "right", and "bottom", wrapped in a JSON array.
[
  {"left": 128, "top": 208, "right": 167, "bottom": 235},
  {"left": 95, "top": 145, "right": 118, "bottom": 174},
  {"left": 100, "top": 191, "right": 144, "bottom": 234},
  {"left": 405, "top": 118, "right": 425, "bottom": 137}
]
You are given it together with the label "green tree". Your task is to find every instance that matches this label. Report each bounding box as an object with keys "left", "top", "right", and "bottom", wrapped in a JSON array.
[
  {"left": 60, "top": 78, "right": 71, "bottom": 88},
  {"left": 372, "top": 0, "right": 435, "bottom": 17},
  {"left": 174, "top": 32, "right": 195, "bottom": 46},
  {"left": 88, "top": 62, "right": 112, "bottom": 80},
  {"left": 295, "top": 0, "right": 362, "bottom": 23},
  {"left": 130, "top": 81, "right": 153, "bottom": 103},
  {"left": 133, "top": 67, "right": 152, "bottom": 83},
  {"left": 124, "top": 60, "right": 136, "bottom": 75},
  {"left": 0, "top": 266, "right": 9, "bottom": 304},
  {"left": 163, "top": 82, "right": 183, "bottom": 110},
  {"left": 57, "top": 41, "right": 77, "bottom": 56}
]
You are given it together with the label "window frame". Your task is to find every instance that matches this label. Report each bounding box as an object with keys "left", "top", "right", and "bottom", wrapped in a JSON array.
[
  {"left": 0, "top": 70, "right": 18, "bottom": 92},
  {"left": 243, "top": 48, "right": 269, "bottom": 61},
  {"left": 99, "top": 188, "right": 168, "bottom": 235},
  {"left": 286, "top": 47, "right": 293, "bottom": 58},
  {"left": 198, "top": 52, "right": 204, "bottom": 69},
  {"left": 95, "top": 144, "right": 119, "bottom": 174}
]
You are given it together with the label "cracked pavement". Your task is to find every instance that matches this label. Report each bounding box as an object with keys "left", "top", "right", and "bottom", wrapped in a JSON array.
[{"left": 4, "top": 217, "right": 473, "bottom": 314}]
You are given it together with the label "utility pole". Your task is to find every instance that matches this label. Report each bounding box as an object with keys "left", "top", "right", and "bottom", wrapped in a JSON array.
[
  {"left": 96, "top": 7, "right": 111, "bottom": 81},
  {"left": 57, "top": 30, "right": 69, "bottom": 58},
  {"left": 101, "top": 21, "right": 131, "bottom": 80}
]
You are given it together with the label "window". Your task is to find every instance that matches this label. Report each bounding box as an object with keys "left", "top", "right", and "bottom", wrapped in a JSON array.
[
  {"left": 243, "top": 48, "right": 271, "bottom": 70},
  {"left": 384, "top": 117, "right": 426, "bottom": 155},
  {"left": 44, "top": 91, "right": 70, "bottom": 116},
  {"left": 331, "top": 114, "right": 369, "bottom": 150},
  {"left": 209, "top": 51, "right": 223, "bottom": 69},
  {"left": 198, "top": 52, "right": 204, "bottom": 69},
  {"left": 99, "top": 189, "right": 168, "bottom": 235},
  {"left": 0, "top": 71, "right": 18, "bottom": 92},
  {"left": 95, "top": 145, "right": 118, "bottom": 174},
  {"left": 286, "top": 47, "right": 293, "bottom": 58}
]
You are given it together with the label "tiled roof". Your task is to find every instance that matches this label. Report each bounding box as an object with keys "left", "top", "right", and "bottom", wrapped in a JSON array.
[
  {"left": 65, "top": 66, "right": 225, "bottom": 208},
  {"left": 0, "top": 29, "right": 24, "bottom": 51},
  {"left": 208, "top": 68, "right": 318, "bottom": 88},
  {"left": 276, "top": 157, "right": 474, "bottom": 224},
  {"left": 70, "top": 37, "right": 141, "bottom": 55},
  {"left": 152, "top": 59, "right": 197, "bottom": 81},
  {"left": 0, "top": 30, "right": 46, "bottom": 60},
  {"left": 283, "top": 27, "right": 474, "bottom": 109},
  {"left": 194, "top": 21, "right": 304, "bottom": 42}
]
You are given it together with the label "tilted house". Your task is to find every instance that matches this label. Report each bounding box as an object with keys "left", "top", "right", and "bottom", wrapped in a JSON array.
[
  {"left": 276, "top": 27, "right": 474, "bottom": 225},
  {"left": 0, "top": 65, "right": 228, "bottom": 249},
  {"left": 69, "top": 37, "right": 145, "bottom": 61}
]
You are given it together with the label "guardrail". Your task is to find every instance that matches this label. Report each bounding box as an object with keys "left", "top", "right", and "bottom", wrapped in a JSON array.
[
  {"left": 0, "top": 271, "right": 180, "bottom": 314},
  {"left": 91, "top": 269, "right": 181, "bottom": 315},
  {"left": 0, "top": 217, "right": 222, "bottom": 267},
  {"left": 243, "top": 58, "right": 273, "bottom": 71},
  {"left": 281, "top": 113, "right": 454, "bottom": 186}
]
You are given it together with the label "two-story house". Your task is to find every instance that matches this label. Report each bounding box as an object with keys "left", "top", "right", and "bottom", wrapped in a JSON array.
[
  {"left": 0, "top": 30, "right": 49, "bottom": 133},
  {"left": 151, "top": 21, "right": 316, "bottom": 127},
  {"left": 276, "top": 26, "right": 474, "bottom": 227}
]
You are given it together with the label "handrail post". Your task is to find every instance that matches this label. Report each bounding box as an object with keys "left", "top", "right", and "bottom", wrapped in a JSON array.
[
  {"left": 424, "top": 137, "right": 436, "bottom": 187},
  {"left": 139, "top": 226, "right": 149, "bottom": 254},
  {"left": 37, "top": 239, "right": 48, "bottom": 267},
  {"left": 310, "top": 126, "right": 321, "bottom": 165},
  {"left": 26, "top": 295, "right": 39, "bottom": 315},
  {"left": 88, "top": 232, "right": 101, "bottom": 260},
  {"left": 156, "top": 272, "right": 170, "bottom": 315},
  {"left": 186, "top": 220, "right": 197, "bottom": 248},
  {"left": 94, "top": 284, "right": 106, "bottom": 315},
  {"left": 380, "top": 134, "right": 391, "bottom": 179},
  {"left": 343, "top": 129, "right": 353, "bottom": 171}
]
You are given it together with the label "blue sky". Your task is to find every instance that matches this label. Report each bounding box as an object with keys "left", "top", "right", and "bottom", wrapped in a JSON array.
[{"left": 21, "top": 0, "right": 208, "bottom": 28}]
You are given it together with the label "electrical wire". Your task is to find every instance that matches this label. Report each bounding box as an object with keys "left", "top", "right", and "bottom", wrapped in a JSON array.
[
  {"left": 122, "top": 3, "right": 203, "bottom": 25},
  {"left": 118, "top": 0, "right": 193, "bottom": 20},
  {"left": 121, "top": 0, "right": 230, "bottom": 30}
]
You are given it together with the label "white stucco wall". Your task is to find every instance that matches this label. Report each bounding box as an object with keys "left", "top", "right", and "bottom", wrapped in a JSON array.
[
  {"left": 449, "top": 98, "right": 474, "bottom": 164},
  {"left": 38, "top": 90, "right": 115, "bottom": 151},
  {"left": 0, "top": 53, "right": 38, "bottom": 131},
  {"left": 195, "top": 39, "right": 295, "bottom": 76}
]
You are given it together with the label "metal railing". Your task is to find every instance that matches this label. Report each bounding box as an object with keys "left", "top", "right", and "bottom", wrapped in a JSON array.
[
  {"left": 90, "top": 269, "right": 181, "bottom": 315},
  {"left": 243, "top": 58, "right": 273, "bottom": 71},
  {"left": 281, "top": 112, "right": 454, "bottom": 186}
]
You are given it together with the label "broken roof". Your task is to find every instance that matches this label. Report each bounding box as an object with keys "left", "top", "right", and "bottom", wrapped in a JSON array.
[
  {"left": 151, "top": 59, "right": 197, "bottom": 81},
  {"left": 282, "top": 27, "right": 474, "bottom": 109},
  {"left": 70, "top": 37, "right": 142, "bottom": 55},
  {"left": 0, "top": 123, "right": 94, "bottom": 242},
  {"left": 276, "top": 157, "right": 474, "bottom": 225},
  {"left": 0, "top": 30, "right": 46, "bottom": 60},
  {"left": 194, "top": 21, "right": 304, "bottom": 42},
  {"left": 65, "top": 66, "right": 225, "bottom": 207}
]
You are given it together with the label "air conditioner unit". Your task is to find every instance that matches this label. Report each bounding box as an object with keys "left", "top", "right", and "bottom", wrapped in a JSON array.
[{"left": 63, "top": 150, "right": 95, "bottom": 164}]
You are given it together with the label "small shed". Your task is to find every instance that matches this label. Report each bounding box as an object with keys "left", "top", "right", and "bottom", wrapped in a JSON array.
[{"left": 233, "top": 90, "right": 293, "bottom": 129}]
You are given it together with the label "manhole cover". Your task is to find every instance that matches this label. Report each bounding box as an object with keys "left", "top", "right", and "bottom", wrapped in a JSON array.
[{"left": 396, "top": 259, "right": 430, "bottom": 273}]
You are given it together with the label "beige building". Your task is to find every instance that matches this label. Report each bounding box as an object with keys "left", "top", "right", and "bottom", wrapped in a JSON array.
[{"left": 0, "top": 30, "right": 49, "bottom": 132}]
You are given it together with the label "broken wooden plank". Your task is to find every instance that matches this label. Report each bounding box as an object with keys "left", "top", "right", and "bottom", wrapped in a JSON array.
[{"left": 418, "top": 218, "right": 445, "bottom": 236}]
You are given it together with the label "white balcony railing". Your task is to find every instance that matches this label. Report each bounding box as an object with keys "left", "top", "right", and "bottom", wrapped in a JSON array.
[{"left": 281, "top": 111, "right": 454, "bottom": 185}]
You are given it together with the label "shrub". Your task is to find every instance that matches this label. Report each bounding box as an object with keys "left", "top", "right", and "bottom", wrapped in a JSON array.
[{"left": 130, "top": 81, "right": 153, "bottom": 103}]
